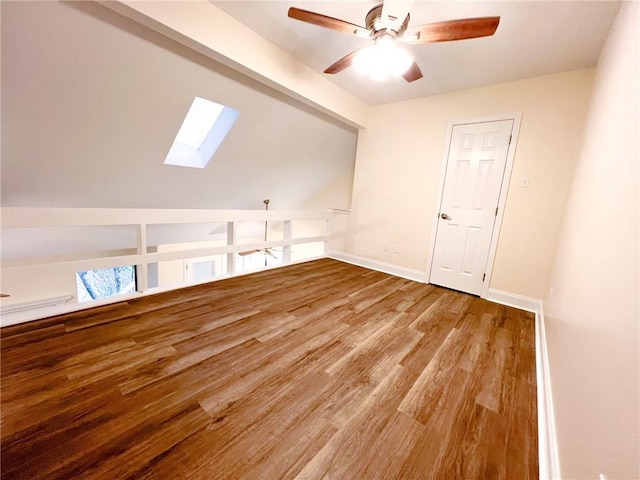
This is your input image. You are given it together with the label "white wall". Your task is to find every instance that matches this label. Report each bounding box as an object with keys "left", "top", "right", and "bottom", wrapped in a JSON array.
[
  {"left": 303, "top": 167, "right": 354, "bottom": 211},
  {"left": 543, "top": 2, "right": 639, "bottom": 478},
  {"left": 347, "top": 69, "right": 594, "bottom": 299}
]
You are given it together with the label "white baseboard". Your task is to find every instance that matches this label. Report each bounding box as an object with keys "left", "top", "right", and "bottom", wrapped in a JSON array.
[
  {"left": 327, "top": 251, "right": 427, "bottom": 283},
  {"left": 486, "top": 288, "right": 560, "bottom": 480},
  {"left": 0, "top": 295, "right": 76, "bottom": 327},
  {"left": 534, "top": 305, "right": 561, "bottom": 480},
  {"left": 485, "top": 288, "right": 541, "bottom": 313}
]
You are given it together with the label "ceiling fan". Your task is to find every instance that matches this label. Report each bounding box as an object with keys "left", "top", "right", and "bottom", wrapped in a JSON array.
[
  {"left": 239, "top": 199, "right": 278, "bottom": 265},
  {"left": 288, "top": 1, "right": 500, "bottom": 82}
]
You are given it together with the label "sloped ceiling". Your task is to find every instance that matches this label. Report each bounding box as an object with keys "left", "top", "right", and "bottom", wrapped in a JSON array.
[{"left": 0, "top": 1, "right": 358, "bottom": 211}]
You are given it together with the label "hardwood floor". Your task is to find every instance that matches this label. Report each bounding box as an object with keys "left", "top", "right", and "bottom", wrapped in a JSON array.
[{"left": 0, "top": 259, "right": 538, "bottom": 479}]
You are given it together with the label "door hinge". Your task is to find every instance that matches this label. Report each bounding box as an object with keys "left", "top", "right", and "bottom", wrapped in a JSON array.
[
  {"left": 495, "top": 206, "right": 498, "bottom": 216},
  {"left": 509, "top": 134, "right": 512, "bottom": 145},
  {"left": 482, "top": 273, "right": 486, "bottom": 282}
]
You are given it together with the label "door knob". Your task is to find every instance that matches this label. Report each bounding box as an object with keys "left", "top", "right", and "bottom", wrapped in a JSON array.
[{"left": 440, "top": 213, "right": 451, "bottom": 220}]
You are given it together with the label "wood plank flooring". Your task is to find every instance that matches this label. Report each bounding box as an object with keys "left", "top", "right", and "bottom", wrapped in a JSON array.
[{"left": 0, "top": 258, "right": 538, "bottom": 479}]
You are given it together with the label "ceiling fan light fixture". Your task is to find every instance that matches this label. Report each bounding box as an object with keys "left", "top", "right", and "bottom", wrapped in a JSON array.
[
  {"left": 353, "top": 35, "right": 413, "bottom": 80},
  {"left": 389, "top": 46, "right": 413, "bottom": 75},
  {"left": 288, "top": 5, "right": 500, "bottom": 84}
]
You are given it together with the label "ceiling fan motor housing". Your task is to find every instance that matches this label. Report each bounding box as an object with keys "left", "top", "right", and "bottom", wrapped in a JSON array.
[{"left": 365, "top": 4, "right": 410, "bottom": 37}]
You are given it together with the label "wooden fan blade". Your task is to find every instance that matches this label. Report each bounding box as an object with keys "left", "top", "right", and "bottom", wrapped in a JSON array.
[
  {"left": 402, "top": 62, "right": 423, "bottom": 82},
  {"left": 238, "top": 249, "right": 260, "bottom": 256},
  {"left": 402, "top": 16, "right": 500, "bottom": 44},
  {"left": 324, "top": 49, "right": 364, "bottom": 74},
  {"left": 288, "top": 7, "right": 370, "bottom": 37}
]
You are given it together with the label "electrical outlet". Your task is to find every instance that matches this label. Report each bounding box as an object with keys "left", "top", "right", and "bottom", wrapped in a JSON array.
[
  {"left": 394, "top": 244, "right": 401, "bottom": 254},
  {"left": 383, "top": 243, "right": 389, "bottom": 252}
]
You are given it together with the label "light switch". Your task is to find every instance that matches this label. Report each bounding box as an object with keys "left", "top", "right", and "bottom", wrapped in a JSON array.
[{"left": 520, "top": 177, "right": 530, "bottom": 188}]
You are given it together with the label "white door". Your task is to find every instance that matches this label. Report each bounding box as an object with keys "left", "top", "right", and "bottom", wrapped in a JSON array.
[{"left": 430, "top": 119, "right": 513, "bottom": 296}]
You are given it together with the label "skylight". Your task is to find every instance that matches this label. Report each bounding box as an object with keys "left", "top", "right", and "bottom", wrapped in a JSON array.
[{"left": 164, "top": 97, "right": 239, "bottom": 168}]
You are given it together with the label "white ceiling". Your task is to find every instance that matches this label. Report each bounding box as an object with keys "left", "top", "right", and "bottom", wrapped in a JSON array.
[{"left": 213, "top": 1, "right": 620, "bottom": 105}]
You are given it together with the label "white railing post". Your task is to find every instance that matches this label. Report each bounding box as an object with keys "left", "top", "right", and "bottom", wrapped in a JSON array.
[
  {"left": 136, "top": 223, "right": 148, "bottom": 292},
  {"left": 227, "top": 221, "right": 236, "bottom": 275},
  {"left": 0, "top": 208, "right": 332, "bottom": 322},
  {"left": 283, "top": 220, "right": 292, "bottom": 264}
]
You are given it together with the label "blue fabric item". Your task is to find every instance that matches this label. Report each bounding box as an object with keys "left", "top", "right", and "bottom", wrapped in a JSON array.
[{"left": 78, "top": 266, "right": 135, "bottom": 300}]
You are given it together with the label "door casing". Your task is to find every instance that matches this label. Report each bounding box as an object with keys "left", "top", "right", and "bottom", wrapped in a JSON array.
[{"left": 425, "top": 113, "right": 522, "bottom": 298}]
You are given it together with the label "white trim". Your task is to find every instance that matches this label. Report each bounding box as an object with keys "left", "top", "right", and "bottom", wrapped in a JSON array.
[
  {"left": 425, "top": 113, "right": 523, "bottom": 298},
  {"left": 486, "top": 287, "right": 541, "bottom": 313},
  {"left": 1, "top": 295, "right": 78, "bottom": 327},
  {"left": 0, "top": 295, "right": 74, "bottom": 316},
  {"left": 535, "top": 305, "right": 562, "bottom": 480},
  {"left": 1, "top": 236, "right": 329, "bottom": 273},
  {"left": 328, "top": 251, "right": 427, "bottom": 283},
  {"left": 481, "top": 114, "right": 522, "bottom": 298},
  {"left": 486, "top": 288, "right": 560, "bottom": 480},
  {"left": 1, "top": 207, "right": 330, "bottom": 227}
]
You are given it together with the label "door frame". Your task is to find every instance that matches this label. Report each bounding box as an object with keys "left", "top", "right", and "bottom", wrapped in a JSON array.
[{"left": 425, "top": 113, "right": 522, "bottom": 298}]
